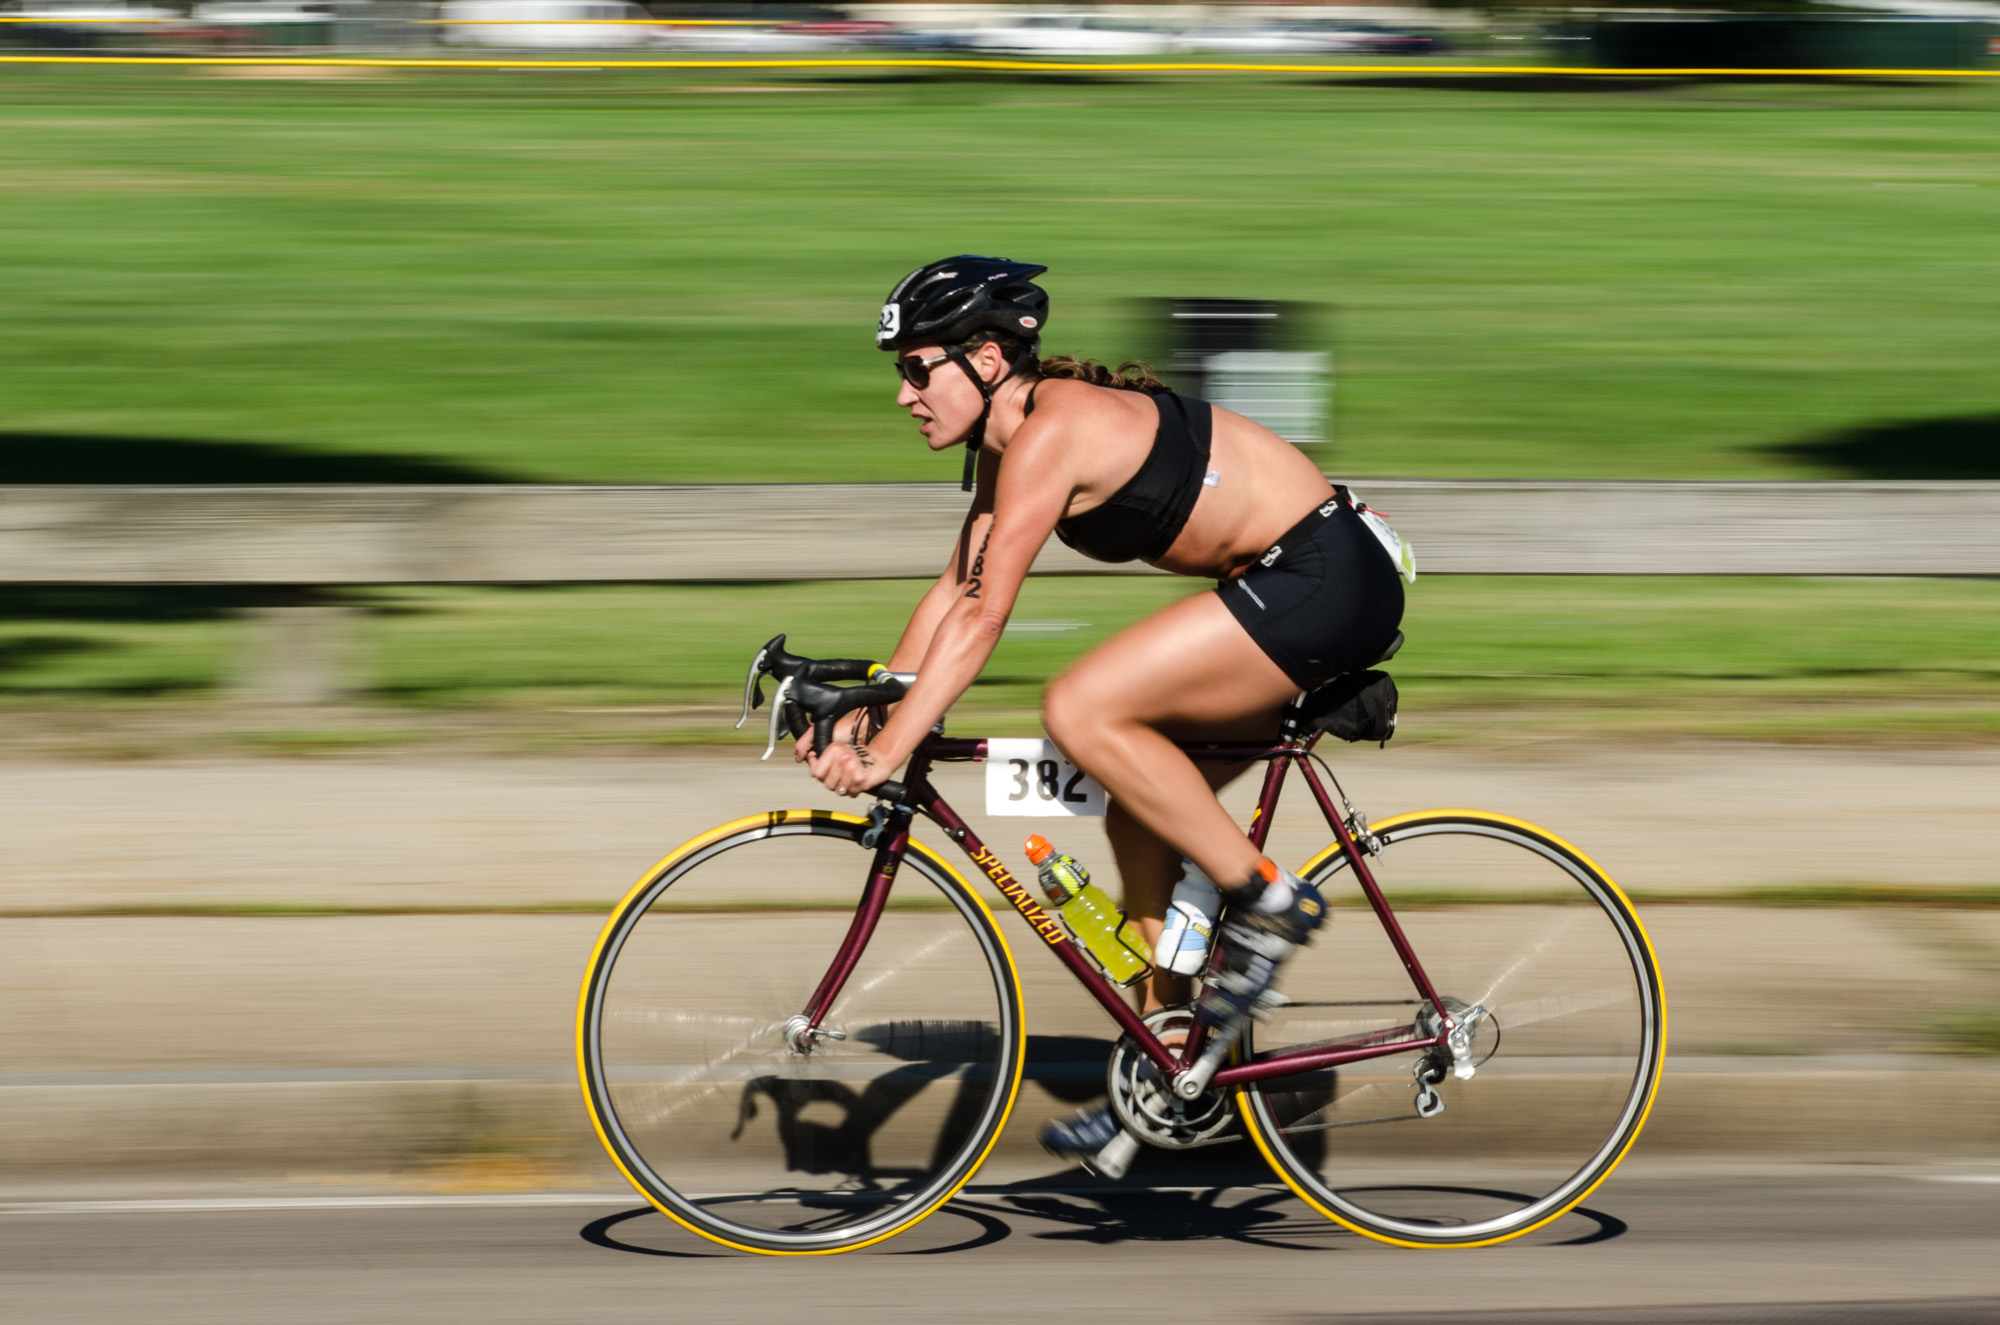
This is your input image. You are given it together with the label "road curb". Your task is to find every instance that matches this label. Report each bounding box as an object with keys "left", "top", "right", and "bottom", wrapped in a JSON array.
[{"left": 3, "top": 1061, "right": 1994, "bottom": 1178}]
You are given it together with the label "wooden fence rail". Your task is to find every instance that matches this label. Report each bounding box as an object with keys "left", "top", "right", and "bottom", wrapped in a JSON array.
[{"left": 6, "top": 479, "right": 1999, "bottom": 584}]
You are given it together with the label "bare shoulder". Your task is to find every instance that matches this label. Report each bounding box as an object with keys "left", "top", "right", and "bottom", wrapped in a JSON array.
[
  {"left": 1007, "top": 380, "right": 1158, "bottom": 501},
  {"left": 1021, "top": 378, "right": 1155, "bottom": 442}
]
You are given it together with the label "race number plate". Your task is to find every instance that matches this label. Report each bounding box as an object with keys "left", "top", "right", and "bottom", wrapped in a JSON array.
[{"left": 984, "top": 739, "right": 1107, "bottom": 817}]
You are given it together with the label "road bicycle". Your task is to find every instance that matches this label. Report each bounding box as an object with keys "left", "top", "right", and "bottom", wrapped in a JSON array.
[{"left": 577, "top": 635, "right": 1665, "bottom": 1256}]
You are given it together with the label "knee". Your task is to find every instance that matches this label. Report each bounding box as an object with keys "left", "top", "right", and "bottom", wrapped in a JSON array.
[{"left": 1042, "top": 669, "right": 1107, "bottom": 753}]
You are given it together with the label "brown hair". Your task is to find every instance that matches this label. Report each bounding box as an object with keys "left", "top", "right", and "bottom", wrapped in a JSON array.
[
  {"left": 1032, "top": 354, "right": 1168, "bottom": 394},
  {"left": 958, "top": 330, "right": 1169, "bottom": 394}
]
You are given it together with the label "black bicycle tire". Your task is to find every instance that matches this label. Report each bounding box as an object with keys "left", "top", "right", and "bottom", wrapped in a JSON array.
[
  {"left": 576, "top": 809, "right": 1027, "bottom": 1255},
  {"left": 1236, "top": 809, "right": 1666, "bottom": 1248}
]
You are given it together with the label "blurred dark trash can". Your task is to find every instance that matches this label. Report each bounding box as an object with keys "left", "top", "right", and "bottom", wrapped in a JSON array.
[{"left": 1139, "top": 298, "right": 1330, "bottom": 447}]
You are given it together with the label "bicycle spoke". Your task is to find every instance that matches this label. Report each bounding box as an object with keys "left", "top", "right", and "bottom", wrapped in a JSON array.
[
  {"left": 1244, "top": 814, "right": 1663, "bottom": 1246},
  {"left": 580, "top": 820, "right": 1022, "bottom": 1253}
]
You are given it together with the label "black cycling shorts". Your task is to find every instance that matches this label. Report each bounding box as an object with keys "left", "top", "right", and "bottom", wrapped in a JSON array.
[{"left": 1215, "top": 494, "right": 1406, "bottom": 690}]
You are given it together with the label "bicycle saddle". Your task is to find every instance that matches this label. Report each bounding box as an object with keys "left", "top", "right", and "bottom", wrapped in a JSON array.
[{"left": 1289, "top": 632, "right": 1403, "bottom": 744}]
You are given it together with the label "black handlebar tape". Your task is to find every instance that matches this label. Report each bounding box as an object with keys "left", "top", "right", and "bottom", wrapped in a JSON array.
[
  {"left": 800, "top": 679, "right": 910, "bottom": 756},
  {"left": 757, "top": 635, "right": 878, "bottom": 687},
  {"left": 805, "top": 659, "right": 877, "bottom": 683},
  {"left": 873, "top": 780, "right": 908, "bottom": 804}
]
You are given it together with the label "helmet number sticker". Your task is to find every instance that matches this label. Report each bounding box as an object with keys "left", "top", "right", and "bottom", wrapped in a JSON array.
[{"left": 877, "top": 302, "right": 901, "bottom": 343}]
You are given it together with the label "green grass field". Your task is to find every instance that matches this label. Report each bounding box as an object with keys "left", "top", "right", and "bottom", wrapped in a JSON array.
[
  {"left": 7, "top": 576, "right": 1998, "bottom": 750},
  {"left": 5, "top": 69, "right": 1998, "bottom": 751},
  {"left": 2, "top": 67, "right": 1998, "bottom": 483}
]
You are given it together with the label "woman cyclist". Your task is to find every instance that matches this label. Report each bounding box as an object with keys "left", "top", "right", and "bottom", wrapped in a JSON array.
[{"left": 802, "top": 255, "right": 1409, "bottom": 1166}]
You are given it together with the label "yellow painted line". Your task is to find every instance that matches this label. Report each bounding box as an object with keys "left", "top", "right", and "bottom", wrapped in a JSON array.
[{"left": 0, "top": 54, "right": 1993, "bottom": 76}]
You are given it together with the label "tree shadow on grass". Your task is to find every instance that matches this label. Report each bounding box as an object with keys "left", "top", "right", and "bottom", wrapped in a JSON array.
[
  {"left": 0, "top": 587, "right": 245, "bottom": 624},
  {"left": 0, "top": 597, "right": 235, "bottom": 688},
  {"left": 0, "top": 433, "right": 518, "bottom": 484},
  {"left": 1768, "top": 413, "right": 2000, "bottom": 480},
  {"left": 0, "top": 634, "right": 109, "bottom": 671}
]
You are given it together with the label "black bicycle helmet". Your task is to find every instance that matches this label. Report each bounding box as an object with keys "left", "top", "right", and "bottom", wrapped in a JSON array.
[
  {"left": 876, "top": 255, "right": 1049, "bottom": 354},
  {"left": 877, "top": 256, "right": 1049, "bottom": 490}
]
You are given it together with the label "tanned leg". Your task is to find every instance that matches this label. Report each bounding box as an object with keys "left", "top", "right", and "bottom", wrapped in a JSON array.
[
  {"left": 1043, "top": 590, "right": 1297, "bottom": 921},
  {"left": 1104, "top": 759, "right": 1249, "bottom": 1013}
]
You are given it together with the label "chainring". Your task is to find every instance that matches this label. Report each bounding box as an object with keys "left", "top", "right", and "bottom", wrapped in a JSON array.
[{"left": 1106, "top": 1007, "right": 1238, "bottom": 1150}]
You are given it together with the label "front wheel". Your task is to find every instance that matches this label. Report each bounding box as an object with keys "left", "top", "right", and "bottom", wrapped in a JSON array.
[
  {"left": 577, "top": 810, "right": 1026, "bottom": 1255},
  {"left": 1237, "top": 810, "right": 1665, "bottom": 1247}
]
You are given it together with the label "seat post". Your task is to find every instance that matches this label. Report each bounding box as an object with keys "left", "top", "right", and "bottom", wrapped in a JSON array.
[{"left": 1278, "top": 693, "right": 1310, "bottom": 743}]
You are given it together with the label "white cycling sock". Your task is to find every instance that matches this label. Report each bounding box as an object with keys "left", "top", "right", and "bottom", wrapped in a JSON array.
[{"left": 1243, "top": 858, "right": 1297, "bottom": 915}]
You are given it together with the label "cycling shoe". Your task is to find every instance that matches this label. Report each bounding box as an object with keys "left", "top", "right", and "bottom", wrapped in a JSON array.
[
  {"left": 1196, "top": 862, "right": 1325, "bottom": 1053},
  {"left": 1039, "top": 1105, "right": 1121, "bottom": 1163}
]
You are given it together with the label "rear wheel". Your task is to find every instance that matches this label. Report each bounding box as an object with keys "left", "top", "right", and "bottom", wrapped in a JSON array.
[
  {"left": 577, "top": 811, "right": 1025, "bottom": 1255},
  {"left": 1237, "top": 810, "right": 1665, "bottom": 1247}
]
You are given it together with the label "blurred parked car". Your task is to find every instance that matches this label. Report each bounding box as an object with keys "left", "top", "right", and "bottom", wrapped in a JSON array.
[
  {"left": 1318, "top": 22, "right": 1437, "bottom": 55},
  {"left": 191, "top": 0, "right": 332, "bottom": 45},
  {"left": 0, "top": 0, "right": 175, "bottom": 34},
  {"left": 438, "top": 0, "right": 663, "bottom": 50},
  {"left": 1159, "top": 19, "right": 1442, "bottom": 57},
  {"left": 653, "top": 19, "right": 838, "bottom": 53},
  {"left": 1179, "top": 24, "right": 1351, "bottom": 54},
  {"left": 964, "top": 13, "right": 1177, "bottom": 58},
  {"left": 773, "top": 19, "right": 905, "bottom": 47}
]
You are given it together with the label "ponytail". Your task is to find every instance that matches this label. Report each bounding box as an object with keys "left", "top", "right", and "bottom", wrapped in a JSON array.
[{"left": 1033, "top": 354, "right": 1169, "bottom": 393}]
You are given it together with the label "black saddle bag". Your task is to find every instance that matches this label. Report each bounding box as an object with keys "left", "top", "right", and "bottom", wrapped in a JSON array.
[{"left": 1302, "top": 670, "right": 1399, "bottom": 744}]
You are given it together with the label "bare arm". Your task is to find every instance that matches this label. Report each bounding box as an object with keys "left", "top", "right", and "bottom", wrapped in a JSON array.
[
  {"left": 807, "top": 428, "right": 1074, "bottom": 790},
  {"left": 869, "top": 442, "right": 1068, "bottom": 762},
  {"left": 886, "top": 460, "right": 999, "bottom": 673},
  {"left": 795, "top": 458, "right": 997, "bottom": 758}
]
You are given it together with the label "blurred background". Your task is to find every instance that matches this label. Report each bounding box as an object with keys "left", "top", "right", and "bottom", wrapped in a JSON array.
[{"left": 2, "top": 7, "right": 1999, "bottom": 1317}]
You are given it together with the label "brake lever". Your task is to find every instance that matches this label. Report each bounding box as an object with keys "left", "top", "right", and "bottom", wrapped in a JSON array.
[
  {"left": 736, "top": 642, "right": 771, "bottom": 730},
  {"left": 760, "top": 676, "right": 793, "bottom": 761}
]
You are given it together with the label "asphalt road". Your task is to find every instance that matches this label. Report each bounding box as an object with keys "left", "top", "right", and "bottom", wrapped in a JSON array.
[{"left": 4, "top": 1165, "right": 1997, "bottom": 1323}]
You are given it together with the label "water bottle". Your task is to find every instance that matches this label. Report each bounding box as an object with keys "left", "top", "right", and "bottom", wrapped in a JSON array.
[
  {"left": 1024, "top": 835, "right": 1151, "bottom": 987},
  {"left": 1155, "top": 860, "right": 1222, "bottom": 976}
]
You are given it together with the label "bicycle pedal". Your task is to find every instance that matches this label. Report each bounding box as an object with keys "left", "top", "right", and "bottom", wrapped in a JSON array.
[
  {"left": 1252, "top": 988, "right": 1291, "bottom": 1021},
  {"left": 1082, "top": 1131, "right": 1141, "bottom": 1181}
]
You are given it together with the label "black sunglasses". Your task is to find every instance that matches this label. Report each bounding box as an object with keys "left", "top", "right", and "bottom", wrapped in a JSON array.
[{"left": 894, "top": 351, "right": 953, "bottom": 390}]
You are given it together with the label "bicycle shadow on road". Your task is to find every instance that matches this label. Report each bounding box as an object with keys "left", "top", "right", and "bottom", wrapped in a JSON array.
[
  {"left": 579, "top": 1180, "right": 1626, "bottom": 1259},
  {"left": 945, "top": 1145, "right": 1631, "bottom": 1252},
  {"left": 956, "top": 1182, "right": 1332, "bottom": 1251},
  {"left": 578, "top": 1019, "right": 1627, "bottom": 1257}
]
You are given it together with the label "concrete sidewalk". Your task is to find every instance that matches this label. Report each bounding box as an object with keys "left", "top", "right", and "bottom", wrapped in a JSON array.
[
  {"left": 2, "top": 906, "right": 1997, "bottom": 1177},
  {"left": 1, "top": 744, "right": 1996, "bottom": 1179},
  {"left": 2, "top": 744, "right": 1995, "bottom": 909}
]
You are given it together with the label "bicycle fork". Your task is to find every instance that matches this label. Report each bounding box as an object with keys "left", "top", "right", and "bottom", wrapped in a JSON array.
[{"left": 793, "top": 802, "right": 914, "bottom": 1043}]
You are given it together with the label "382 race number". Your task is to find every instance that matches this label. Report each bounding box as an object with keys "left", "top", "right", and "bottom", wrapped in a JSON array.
[{"left": 984, "top": 739, "right": 1107, "bottom": 817}]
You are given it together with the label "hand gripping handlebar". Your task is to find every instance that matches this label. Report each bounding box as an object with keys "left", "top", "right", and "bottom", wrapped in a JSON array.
[{"left": 736, "top": 634, "right": 913, "bottom": 764}]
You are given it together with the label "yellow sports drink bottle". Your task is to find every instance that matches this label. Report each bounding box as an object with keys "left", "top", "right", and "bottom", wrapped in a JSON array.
[{"left": 1023, "top": 834, "right": 1151, "bottom": 987}]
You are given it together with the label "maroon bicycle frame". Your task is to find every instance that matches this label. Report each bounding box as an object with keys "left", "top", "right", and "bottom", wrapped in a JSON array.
[{"left": 800, "top": 728, "right": 1458, "bottom": 1091}]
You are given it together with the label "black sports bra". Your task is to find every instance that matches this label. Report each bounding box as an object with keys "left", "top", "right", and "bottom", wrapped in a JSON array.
[{"left": 1043, "top": 388, "right": 1214, "bottom": 565}]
